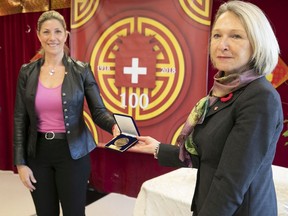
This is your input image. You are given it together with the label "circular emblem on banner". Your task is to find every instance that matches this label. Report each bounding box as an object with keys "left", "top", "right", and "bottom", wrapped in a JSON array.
[
  {"left": 90, "top": 14, "right": 190, "bottom": 122},
  {"left": 71, "top": 0, "right": 100, "bottom": 29},
  {"left": 178, "top": 0, "right": 211, "bottom": 26}
]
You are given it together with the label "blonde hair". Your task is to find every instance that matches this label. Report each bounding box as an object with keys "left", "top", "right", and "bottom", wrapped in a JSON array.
[{"left": 213, "top": 0, "right": 279, "bottom": 75}]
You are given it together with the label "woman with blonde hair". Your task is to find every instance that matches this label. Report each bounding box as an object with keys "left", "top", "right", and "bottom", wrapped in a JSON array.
[{"left": 14, "top": 10, "right": 120, "bottom": 216}]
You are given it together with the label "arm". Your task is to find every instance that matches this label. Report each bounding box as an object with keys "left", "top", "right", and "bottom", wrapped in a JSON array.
[
  {"left": 83, "top": 64, "right": 116, "bottom": 134},
  {"left": 13, "top": 66, "right": 37, "bottom": 191},
  {"left": 133, "top": 136, "right": 190, "bottom": 167},
  {"left": 158, "top": 144, "right": 190, "bottom": 167},
  {"left": 13, "top": 66, "right": 29, "bottom": 165}
]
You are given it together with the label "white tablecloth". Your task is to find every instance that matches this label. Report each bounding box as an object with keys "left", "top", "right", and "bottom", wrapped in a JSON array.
[{"left": 133, "top": 165, "right": 288, "bottom": 216}]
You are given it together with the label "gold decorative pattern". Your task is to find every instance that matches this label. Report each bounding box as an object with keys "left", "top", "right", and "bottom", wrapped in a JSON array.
[
  {"left": 71, "top": 0, "right": 99, "bottom": 29},
  {"left": 0, "top": 0, "right": 70, "bottom": 16},
  {"left": 90, "top": 17, "right": 185, "bottom": 120},
  {"left": 179, "top": 0, "right": 212, "bottom": 26}
]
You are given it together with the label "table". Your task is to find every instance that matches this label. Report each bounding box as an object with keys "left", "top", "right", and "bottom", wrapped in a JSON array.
[
  {"left": 134, "top": 167, "right": 196, "bottom": 216},
  {"left": 133, "top": 165, "right": 288, "bottom": 216}
]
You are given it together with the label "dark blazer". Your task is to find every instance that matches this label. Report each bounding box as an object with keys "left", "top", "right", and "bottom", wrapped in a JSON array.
[
  {"left": 14, "top": 55, "right": 115, "bottom": 165},
  {"left": 158, "top": 77, "right": 283, "bottom": 216}
]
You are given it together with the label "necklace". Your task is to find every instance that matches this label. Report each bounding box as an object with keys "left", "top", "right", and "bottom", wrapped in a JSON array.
[{"left": 49, "top": 67, "right": 56, "bottom": 76}]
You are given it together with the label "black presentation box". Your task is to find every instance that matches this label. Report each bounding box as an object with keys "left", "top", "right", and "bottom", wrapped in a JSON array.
[{"left": 105, "top": 114, "right": 140, "bottom": 152}]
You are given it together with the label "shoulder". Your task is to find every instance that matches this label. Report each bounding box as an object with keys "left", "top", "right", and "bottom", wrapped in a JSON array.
[
  {"left": 65, "top": 56, "right": 90, "bottom": 71},
  {"left": 20, "top": 59, "right": 41, "bottom": 71},
  {"left": 64, "top": 56, "right": 94, "bottom": 82},
  {"left": 18, "top": 58, "right": 42, "bottom": 78},
  {"left": 247, "top": 76, "right": 277, "bottom": 92},
  {"left": 240, "top": 77, "right": 280, "bottom": 102},
  {"left": 235, "top": 77, "right": 282, "bottom": 114}
]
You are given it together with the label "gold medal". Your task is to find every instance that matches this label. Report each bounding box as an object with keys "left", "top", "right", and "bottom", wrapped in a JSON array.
[{"left": 114, "top": 137, "right": 129, "bottom": 147}]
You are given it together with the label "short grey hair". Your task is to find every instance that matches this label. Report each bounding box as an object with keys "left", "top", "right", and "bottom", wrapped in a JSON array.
[{"left": 213, "top": 0, "right": 279, "bottom": 75}]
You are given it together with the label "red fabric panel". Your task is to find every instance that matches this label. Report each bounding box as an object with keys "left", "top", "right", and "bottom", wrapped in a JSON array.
[{"left": 89, "top": 147, "right": 175, "bottom": 197}]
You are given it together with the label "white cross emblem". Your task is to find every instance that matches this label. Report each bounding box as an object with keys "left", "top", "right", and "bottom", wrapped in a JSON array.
[{"left": 123, "top": 58, "right": 147, "bottom": 84}]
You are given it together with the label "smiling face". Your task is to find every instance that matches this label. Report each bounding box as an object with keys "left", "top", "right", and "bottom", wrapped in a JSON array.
[
  {"left": 37, "top": 18, "right": 67, "bottom": 56},
  {"left": 210, "top": 11, "right": 253, "bottom": 75}
]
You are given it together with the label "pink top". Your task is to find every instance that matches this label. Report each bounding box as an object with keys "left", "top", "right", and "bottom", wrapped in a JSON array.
[{"left": 35, "top": 80, "right": 65, "bottom": 132}]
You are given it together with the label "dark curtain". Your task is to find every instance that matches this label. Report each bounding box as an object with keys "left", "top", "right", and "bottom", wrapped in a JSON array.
[{"left": 0, "top": 9, "right": 70, "bottom": 170}]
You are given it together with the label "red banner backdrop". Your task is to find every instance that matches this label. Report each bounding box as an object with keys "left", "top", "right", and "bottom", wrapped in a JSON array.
[{"left": 70, "top": 0, "right": 212, "bottom": 196}]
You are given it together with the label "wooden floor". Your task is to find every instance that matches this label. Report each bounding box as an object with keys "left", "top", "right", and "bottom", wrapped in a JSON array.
[{"left": 0, "top": 170, "right": 136, "bottom": 216}]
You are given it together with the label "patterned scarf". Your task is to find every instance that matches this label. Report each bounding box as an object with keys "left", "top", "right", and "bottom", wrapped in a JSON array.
[{"left": 178, "top": 69, "right": 262, "bottom": 167}]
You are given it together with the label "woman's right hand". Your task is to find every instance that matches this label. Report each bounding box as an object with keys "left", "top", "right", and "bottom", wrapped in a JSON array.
[
  {"left": 130, "top": 136, "right": 160, "bottom": 155},
  {"left": 17, "top": 165, "right": 37, "bottom": 192}
]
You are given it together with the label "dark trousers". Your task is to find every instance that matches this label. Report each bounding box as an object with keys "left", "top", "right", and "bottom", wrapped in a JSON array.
[{"left": 28, "top": 137, "right": 91, "bottom": 216}]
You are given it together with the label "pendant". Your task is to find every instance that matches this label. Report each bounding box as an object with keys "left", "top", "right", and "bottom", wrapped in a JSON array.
[{"left": 49, "top": 68, "right": 55, "bottom": 76}]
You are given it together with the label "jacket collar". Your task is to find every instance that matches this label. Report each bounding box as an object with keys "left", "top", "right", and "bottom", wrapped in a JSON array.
[{"left": 205, "top": 87, "right": 244, "bottom": 118}]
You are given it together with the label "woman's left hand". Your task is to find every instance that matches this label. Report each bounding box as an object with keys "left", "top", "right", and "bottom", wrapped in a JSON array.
[{"left": 112, "top": 124, "right": 120, "bottom": 137}]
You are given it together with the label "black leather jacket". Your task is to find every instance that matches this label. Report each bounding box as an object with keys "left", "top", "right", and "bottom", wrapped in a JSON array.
[{"left": 14, "top": 55, "right": 115, "bottom": 165}]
